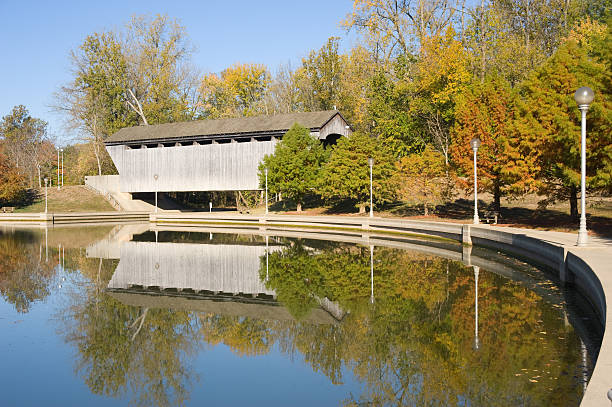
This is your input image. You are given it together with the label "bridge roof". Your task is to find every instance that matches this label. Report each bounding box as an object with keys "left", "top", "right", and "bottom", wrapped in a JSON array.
[{"left": 106, "top": 110, "right": 345, "bottom": 145}]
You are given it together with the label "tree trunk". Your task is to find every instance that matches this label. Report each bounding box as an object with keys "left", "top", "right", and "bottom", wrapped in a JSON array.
[
  {"left": 570, "top": 185, "right": 578, "bottom": 219},
  {"left": 37, "top": 165, "right": 42, "bottom": 188},
  {"left": 493, "top": 181, "right": 501, "bottom": 211},
  {"left": 359, "top": 203, "right": 366, "bottom": 214},
  {"left": 424, "top": 203, "right": 428, "bottom": 216},
  {"left": 297, "top": 202, "right": 302, "bottom": 212},
  {"left": 94, "top": 148, "right": 102, "bottom": 176}
]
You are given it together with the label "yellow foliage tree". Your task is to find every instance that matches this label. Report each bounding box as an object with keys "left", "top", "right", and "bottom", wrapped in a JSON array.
[
  {"left": 395, "top": 145, "right": 446, "bottom": 215},
  {"left": 198, "top": 63, "right": 271, "bottom": 118}
]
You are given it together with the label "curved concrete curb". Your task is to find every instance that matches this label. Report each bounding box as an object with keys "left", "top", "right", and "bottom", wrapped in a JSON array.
[
  {"left": 0, "top": 212, "right": 149, "bottom": 225},
  {"left": 150, "top": 212, "right": 611, "bottom": 406}
]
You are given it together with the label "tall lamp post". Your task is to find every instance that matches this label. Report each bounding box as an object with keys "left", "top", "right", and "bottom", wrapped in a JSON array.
[
  {"left": 57, "top": 148, "right": 60, "bottom": 190},
  {"left": 470, "top": 138, "right": 481, "bottom": 225},
  {"left": 368, "top": 157, "right": 374, "bottom": 218},
  {"left": 264, "top": 167, "right": 269, "bottom": 215},
  {"left": 61, "top": 148, "right": 64, "bottom": 187},
  {"left": 153, "top": 174, "right": 159, "bottom": 213},
  {"left": 44, "top": 178, "right": 49, "bottom": 213},
  {"left": 574, "top": 86, "right": 594, "bottom": 247}
]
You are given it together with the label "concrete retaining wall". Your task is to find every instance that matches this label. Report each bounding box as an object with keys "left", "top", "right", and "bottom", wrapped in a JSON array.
[
  {"left": 0, "top": 212, "right": 148, "bottom": 225},
  {"left": 84, "top": 175, "right": 120, "bottom": 193}
]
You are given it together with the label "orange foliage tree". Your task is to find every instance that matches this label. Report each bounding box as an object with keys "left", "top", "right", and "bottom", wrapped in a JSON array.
[
  {"left": 0, "top": 142, "right": 28, "bottom": 206},
  {"left": 450, "top": 76, "right": 531, "bottom": 210}
]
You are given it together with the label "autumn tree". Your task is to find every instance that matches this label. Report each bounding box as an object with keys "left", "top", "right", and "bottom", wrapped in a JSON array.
[
  {"left": 293, "top": 38, "right": 376, "bottom": 132},
  {"left": 366, "top": 58, "right": 423, "bottom": 156},
  {"left": 461, "top": 0, "right": 601, "bottom": 86},
  {"left": 0, "top": 105, "right": 53, "bottom": 188},
  {"left": 451, "top": 76, "right": 529, "bottom": 210},
  {"left": 259, "top": 124, "right": 328, "bottom": 212},
  {"left": 411, "top": 28, "right": 471, "bottom": 167},
  {"left": 395, "top": 145, "right": 446, "bottom": 215},
  {"left": 199, "top": 63, "right": 271, "bottom": 118},
  {"left": 267, "top": 62, "right": 301, "bottom": 114},
  {"left": 0, "top": 142, "right": 27, "bottom": 206},
  {"left": 342, "top": 0, "right": 458, "bottom": 60},
  {"left": 319, "top": 132, "right": 397, "bottom": 213},
  {"left": 123, "top": 15, "right": 197, "bottom": 124},
  {"left": 517, "top": 30, "right": 611, "bottom": 216},
  {"left": 295, "top": 37, "right": 343, "bottom": 112},
  {"left": 337, "top": 46, "right": 377, "bottom": 131},
  {"left": 55, "top": 14, "right": 196, "bottom": 175}
]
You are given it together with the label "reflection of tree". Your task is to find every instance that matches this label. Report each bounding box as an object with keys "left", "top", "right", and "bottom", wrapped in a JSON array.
[
  {"left": 58, "top": 260, "right": 201, "bottom": 407},
  {"left": 0, "top": 230, "right": 56, "bottom": 312},
  {"left": 47, "top": 233, "right": 588, "bottom": 406},
  {"left": 199, "top": 314, "right": 273, "bottom": 356},
  {"left": 253, "top": 240, "right": 586, "bottom": 406},
  {"left": 261, "top": 241, "right": 326, "bottom": 319}
]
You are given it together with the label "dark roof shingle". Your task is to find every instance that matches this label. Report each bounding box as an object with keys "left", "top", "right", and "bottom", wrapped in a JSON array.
[{"left": 106, "top": 110, "right": 341, "bottom": 144}]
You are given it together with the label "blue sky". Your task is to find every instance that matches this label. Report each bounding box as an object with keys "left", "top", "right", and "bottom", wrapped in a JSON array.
[{"left": 0, "top": 0, "right": 356, "bottom": 144}]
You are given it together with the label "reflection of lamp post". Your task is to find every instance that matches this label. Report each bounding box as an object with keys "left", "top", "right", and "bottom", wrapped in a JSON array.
[
  {"left": 61, "top": 148, "right": 64, "bottom": 187},
  {"left": 265, "top": 167, "right": 269, "bottom": 215},
  {"left": 153, "top": 174, "right": 159, "bottom": 213},
  {"left": 266, "top": 235, "right": 269, "bottom": 282},
  {"left": 470, "top": 138, "right": 481, "bottom": 225},
  {"left": 473, "top": 265, "right": 480, "bottom": 350},
  {"left": 44, "top": 177, "right": 49, "bottom": 213},
  {"left": 370, "top": 245, "right": 374, "bottom": 304},
  {"left": 368, "top": 157, "right": 374, "bottom": 218},
  {"left": 574, "top": 86, "right": 594, "bottom": 246}
]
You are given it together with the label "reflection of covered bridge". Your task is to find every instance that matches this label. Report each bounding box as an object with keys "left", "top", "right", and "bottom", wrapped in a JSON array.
[
  {"left": 96, "top": 238, "right": 345, "bottom": 324},
  {"left": 104, "top": 110, "right": 351, "bottom": 193}
]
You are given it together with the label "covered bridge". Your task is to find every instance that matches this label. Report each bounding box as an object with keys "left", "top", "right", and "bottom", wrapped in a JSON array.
[{"left": 105, "top": 110, "right": 351, "bottom": 193}]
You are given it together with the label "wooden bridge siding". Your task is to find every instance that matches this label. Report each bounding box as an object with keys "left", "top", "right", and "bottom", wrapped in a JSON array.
[
  {"left": 319, "top": 115, "right": 351, "bottom": 139},
  {"left": 108, "top": 241, "right": 276, "bottom": 295},
  {"left": 107, "top": 140, "right": 278, "bottom": 193}
]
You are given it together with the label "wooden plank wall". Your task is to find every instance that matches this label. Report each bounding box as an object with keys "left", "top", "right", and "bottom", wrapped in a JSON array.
[
  {"left": 107, "top": 139, "right": 278, "bottom": 193},
  {"left": 319, "top": 114, "right": 351, "bottom": 139}
]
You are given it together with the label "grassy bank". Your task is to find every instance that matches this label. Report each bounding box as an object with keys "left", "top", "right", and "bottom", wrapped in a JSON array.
[{"left": 14, "top": 185, "right": 116, "bottom": 213}]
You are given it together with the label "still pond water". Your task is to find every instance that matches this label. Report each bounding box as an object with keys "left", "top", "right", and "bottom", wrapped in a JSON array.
[{"left": 0, "top": 225, "right": 602, "bottom": 406}]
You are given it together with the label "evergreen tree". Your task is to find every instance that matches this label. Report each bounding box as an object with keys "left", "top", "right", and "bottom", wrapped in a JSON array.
[
  {"left": 319, "top": 132, "right": 396, "bottom": 213},
  {"left": 259, "top": 124, "right": 328, "bottom": 212}
]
